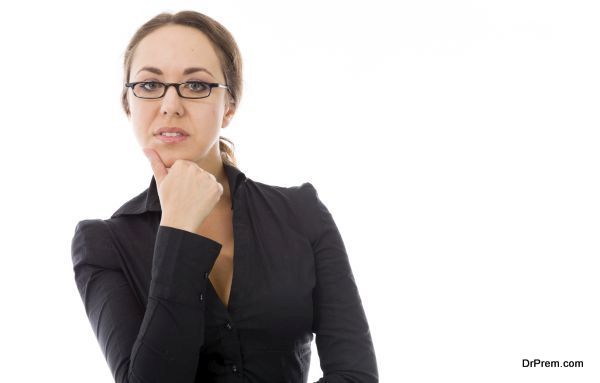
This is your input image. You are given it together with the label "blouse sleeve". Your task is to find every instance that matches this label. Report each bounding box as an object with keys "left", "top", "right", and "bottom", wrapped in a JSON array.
[
  {"left": 302, "top": 183, "right": 379, "bottom": 383},
  {"left": 71, "top": 219, "right": 222, "bottom": 383}
]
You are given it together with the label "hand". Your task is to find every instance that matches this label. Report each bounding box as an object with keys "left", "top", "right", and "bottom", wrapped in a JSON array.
[{"left": 143, "top": 148, "right": 223, "bottom": 233}]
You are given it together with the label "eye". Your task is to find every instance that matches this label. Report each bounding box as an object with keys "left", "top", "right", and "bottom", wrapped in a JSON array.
[
  {"left": 141, "top": 81, "right": 162, "bottom": 91},
  {"left": 185, "top": 81, "right": 210, "bottom": 92}
]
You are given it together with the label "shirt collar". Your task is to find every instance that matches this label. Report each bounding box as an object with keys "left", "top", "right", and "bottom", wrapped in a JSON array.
[{"left": 111, "top": 162, "right": 247, "bottom": 219}]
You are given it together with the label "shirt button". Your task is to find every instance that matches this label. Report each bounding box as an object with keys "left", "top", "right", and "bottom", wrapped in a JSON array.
[
  {"left": 204, "top": 272, "right": 209, "bottom": 279},
  {"left": 232, "top": 364, "right": 238, "bottom": 373},
  {"left": 225, "top": 321, "right": 232, "bottom": 330},
  {"left": 199, "top": 293, "right": 204, "bottom": 302}
]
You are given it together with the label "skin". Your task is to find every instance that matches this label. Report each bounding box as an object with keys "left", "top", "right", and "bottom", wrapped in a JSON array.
[
  {"left": 127, "top": 24, "right": 237, "bottom": 203},
  {"left": 126, "top": 25, "right": 237, "bottom": 306}
]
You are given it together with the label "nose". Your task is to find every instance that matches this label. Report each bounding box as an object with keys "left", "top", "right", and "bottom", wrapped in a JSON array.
[{"left": 160, "top": 84, "right": 184, "bottom": 116}]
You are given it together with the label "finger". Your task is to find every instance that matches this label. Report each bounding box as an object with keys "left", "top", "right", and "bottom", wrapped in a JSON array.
[{"left": 142, "top": 148, "right": 168, "bottom": 184}]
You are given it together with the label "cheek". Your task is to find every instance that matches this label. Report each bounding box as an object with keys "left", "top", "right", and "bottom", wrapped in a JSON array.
[
  {"left": 130, "top": 102, "right": 154, "bottom": 129},
  {"left": 130, "top": 99, "right": 144, "bottom": 116},
  {"left": 197, "top": 102, "right": 225, "bottom": 125}
]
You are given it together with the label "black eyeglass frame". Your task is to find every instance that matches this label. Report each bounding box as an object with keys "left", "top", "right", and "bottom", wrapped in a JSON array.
[{"left": 125, "top": 81, "right": 230, "bottom": 99}]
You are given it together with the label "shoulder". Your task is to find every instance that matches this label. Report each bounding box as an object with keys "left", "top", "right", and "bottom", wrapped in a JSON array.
[
  {"left": 71, "top": 218, "right": 119, "bottom": 268},
  {"left": 252, "top": 178, "right": 316, "bottom": 194},
  {"left": 246, "top": 178, "right": 320, "bottom": 210},
  {"left": 71, "top": 219, "right": 112, "bottom": 250},
  {"left": 245, "top": 178, "right": 324, "bottom": 237}
]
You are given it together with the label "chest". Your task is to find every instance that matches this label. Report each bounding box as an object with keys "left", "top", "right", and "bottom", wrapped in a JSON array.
[{"left": 117, "top": 200, "right": 317, "bottom": 337}]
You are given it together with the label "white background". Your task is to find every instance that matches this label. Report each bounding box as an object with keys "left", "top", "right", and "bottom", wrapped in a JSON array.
[{"left": 0, "top": 0, "right": 599, "bottom": 382}]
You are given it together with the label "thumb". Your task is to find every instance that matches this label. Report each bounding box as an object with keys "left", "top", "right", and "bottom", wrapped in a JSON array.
[{"left": 143, "top": 148, "right": 168, "bottom": 185}]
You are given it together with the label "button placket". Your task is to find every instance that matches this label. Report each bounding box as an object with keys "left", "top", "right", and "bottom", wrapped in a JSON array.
[{"left": 200, "top": 271, "right": 208, "bottom": 303}]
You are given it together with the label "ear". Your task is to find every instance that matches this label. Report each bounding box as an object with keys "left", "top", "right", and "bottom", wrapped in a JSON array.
[{"left": 221, "top": 98, "right": 236, "bottom": 129}]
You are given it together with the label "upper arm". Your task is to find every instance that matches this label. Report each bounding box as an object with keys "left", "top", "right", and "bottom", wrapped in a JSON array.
[
  {"left": 71, "top": 219, "right": 144, "bottom": 382},
  {"left": 71, "top": 220, "right": 222, "bottom": 383},
  {"left": 300, "top": 183, "right": 379, "bottom": 383}
]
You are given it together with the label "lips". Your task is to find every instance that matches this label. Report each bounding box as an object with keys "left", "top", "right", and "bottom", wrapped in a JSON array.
[
  {"left": 156, "top": 134, "right": 188, "bottom": 144},
  {"left": 154, "top": 127, "right": 189, "bottom": 136}
]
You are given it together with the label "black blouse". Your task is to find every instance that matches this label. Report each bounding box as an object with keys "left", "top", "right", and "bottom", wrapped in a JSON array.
[{"left": 71, "top": 162, "right": 378, "bottom": 383}]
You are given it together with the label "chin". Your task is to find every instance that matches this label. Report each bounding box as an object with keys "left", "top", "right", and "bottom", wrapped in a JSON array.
[{"left": 148, "top": 147, "right": 182, "bottom": 167}]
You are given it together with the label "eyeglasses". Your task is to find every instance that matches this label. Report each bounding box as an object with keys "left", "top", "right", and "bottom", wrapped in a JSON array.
[{"left": 125, "top": 80, "right": 230, "bottom": 99}]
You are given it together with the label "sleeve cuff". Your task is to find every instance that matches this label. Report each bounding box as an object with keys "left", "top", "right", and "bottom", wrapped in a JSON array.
[{"left": 150, "top": 225, "right": 222, "bottom": 304}]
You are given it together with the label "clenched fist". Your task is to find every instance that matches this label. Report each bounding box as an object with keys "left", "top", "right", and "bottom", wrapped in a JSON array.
[{"left": 143, "top": 148, "right": 224, "bottom": 234}]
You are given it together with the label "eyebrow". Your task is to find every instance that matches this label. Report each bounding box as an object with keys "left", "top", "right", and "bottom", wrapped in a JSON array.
[{"left": 135, "top": 66, "right": 215, "bottom": 78}]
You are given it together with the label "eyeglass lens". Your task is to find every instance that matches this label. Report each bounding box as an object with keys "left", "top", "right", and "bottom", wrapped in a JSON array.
[{"left": 133, "top": 82, "right": 211, "bottom": 99}]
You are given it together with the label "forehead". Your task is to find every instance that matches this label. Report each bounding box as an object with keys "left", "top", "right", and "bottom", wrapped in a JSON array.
[{"left": 130, "top": 24, "right": 222, "bottom": 79}]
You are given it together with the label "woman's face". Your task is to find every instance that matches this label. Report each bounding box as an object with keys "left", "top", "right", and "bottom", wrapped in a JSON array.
[{"left": 127, "top": 24, "right": 234, "bottom": 168}]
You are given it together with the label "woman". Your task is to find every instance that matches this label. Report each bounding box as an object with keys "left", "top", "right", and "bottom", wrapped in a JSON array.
[{"left": 71, "top": 10, "right": 378, "bottom": 383}]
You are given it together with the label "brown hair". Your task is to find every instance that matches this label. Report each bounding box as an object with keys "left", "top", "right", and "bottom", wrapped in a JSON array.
[{"left": 121, "top": 10, "right": 243, "bottom": 168}]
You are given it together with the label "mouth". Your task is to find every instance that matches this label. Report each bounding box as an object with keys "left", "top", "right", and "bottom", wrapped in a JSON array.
[
  {"left": 154, "top": 127, "right": 190, "bottom": 136},
  {"left": 154, "top": 133, "right": 189, "bottom": 144},
  {"left": 153, "top": 126, "right": 190, "bottom": 144}
]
